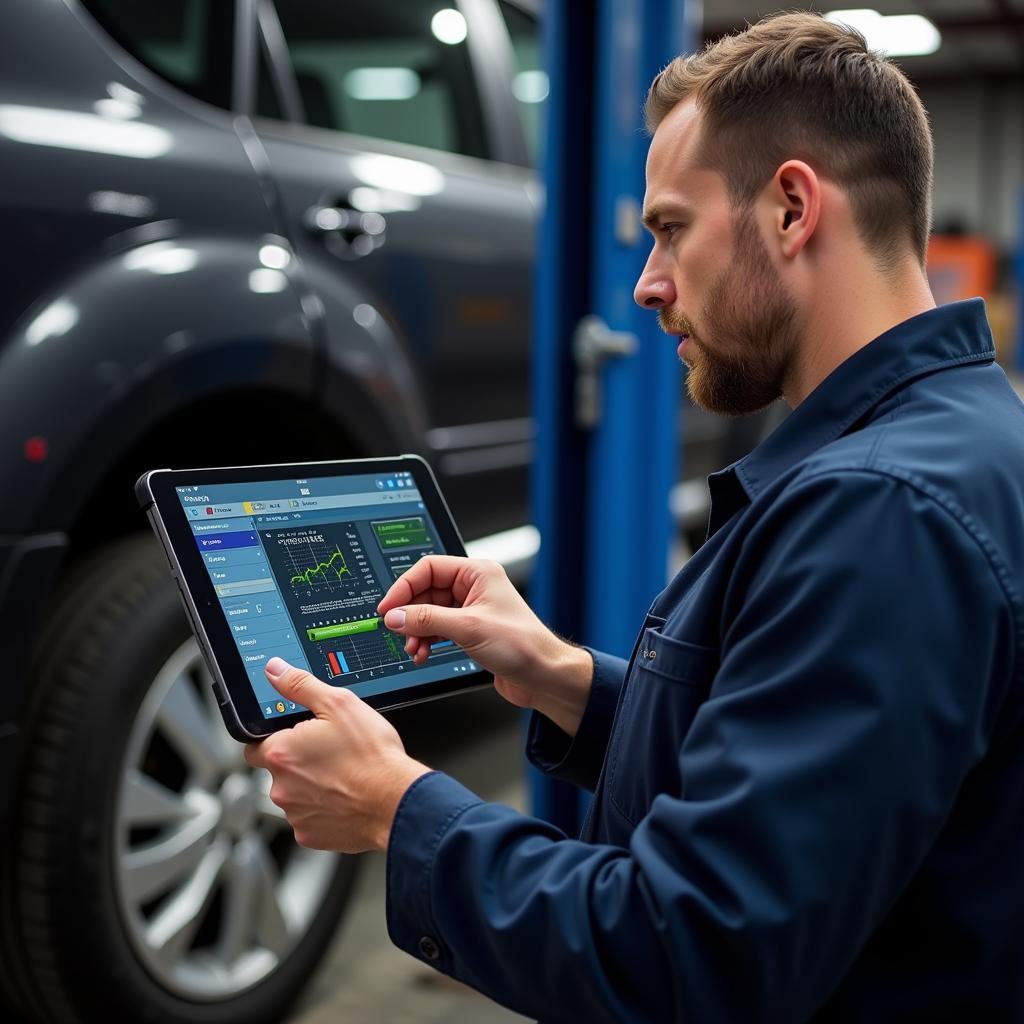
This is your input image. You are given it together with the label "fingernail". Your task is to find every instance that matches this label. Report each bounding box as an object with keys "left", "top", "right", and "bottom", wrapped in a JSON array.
[
  {"left": 384, "top": 608, "right": 406, "bottom": 629},
  {"left": 266, "top": 656, "right": 289, "bottom": 678}
]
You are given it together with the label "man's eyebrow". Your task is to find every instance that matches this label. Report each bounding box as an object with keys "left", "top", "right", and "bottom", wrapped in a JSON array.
[
  {"left": 641, "top": 202, "right": 690, "bottom": 231},
  {"left": 641, "top": 205, "right": 666, "bottom": 230}
]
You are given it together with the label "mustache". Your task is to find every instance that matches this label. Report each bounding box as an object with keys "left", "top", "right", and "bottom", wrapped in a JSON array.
[{"left": 657, "top": 309, "right": 694, "bottom": 336}]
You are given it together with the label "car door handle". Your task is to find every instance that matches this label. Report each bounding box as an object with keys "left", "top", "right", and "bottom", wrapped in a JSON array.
[{"left": 304, "top": 201, "right": 386, "bottom": 259}]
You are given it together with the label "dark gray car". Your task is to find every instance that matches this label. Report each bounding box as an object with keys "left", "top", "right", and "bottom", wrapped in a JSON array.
[{"left": 0, "top": 2, "right": 763, "bottom": 1021}]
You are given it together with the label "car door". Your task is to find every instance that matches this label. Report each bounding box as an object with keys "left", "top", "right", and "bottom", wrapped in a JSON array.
[{"left": 250, "top": 0, "right": 537, "bottom": 538}]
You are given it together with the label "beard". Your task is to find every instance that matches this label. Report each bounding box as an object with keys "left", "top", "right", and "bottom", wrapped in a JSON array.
[{"left": 659, "top": 209, "right": 798, "bottom": 416}]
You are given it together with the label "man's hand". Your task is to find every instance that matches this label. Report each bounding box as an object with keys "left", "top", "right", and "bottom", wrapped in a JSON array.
[
  {"left": 377, "top": 556, "right": 594, "bottom": 737},
  {"left": 244, "top": 658, "right": 429, "bottom": 853}
]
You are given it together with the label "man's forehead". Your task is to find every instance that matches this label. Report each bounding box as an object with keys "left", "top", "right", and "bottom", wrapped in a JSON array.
[
  {"left": 643, "top": 99, "right": 715, "bottom": 213},
  {"left": 646, "top": 98, "right": 703, "bottom": 178}
]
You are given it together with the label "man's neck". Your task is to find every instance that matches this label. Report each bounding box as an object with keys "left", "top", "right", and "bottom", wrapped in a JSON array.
[{"left": 784, "top": 259, "right": 936, "bottom": 408}]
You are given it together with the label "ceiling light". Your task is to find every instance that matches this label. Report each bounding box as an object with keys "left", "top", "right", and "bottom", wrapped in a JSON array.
[
  {"left": 825, "top": 9, "right": 941, "bottom": 57},
  {"left": 431, "top": 9, "right": 468, "bottom": 45},
  {"left": 344, "top": 68, "right": 420, "bottom": 101},
  {"left": 513, "top": 70, "right": 549, "bottom": 104}
]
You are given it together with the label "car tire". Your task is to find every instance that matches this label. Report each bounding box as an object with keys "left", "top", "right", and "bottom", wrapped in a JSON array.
[{"left": 12, "top": 534, "right": 358, "bottom": 1024}]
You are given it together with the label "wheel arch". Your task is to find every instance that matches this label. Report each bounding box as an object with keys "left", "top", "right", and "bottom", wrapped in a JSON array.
[{"left": 62, "top": 384, "right": 402, "bottom": 572}]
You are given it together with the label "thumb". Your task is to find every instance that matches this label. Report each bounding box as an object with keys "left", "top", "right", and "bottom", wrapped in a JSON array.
[
  {"left": 265, "top": 657, "right": 334, "bottom": 714},
  {"left": 383, "top": 604, "right": 476, "bottom": 646}
]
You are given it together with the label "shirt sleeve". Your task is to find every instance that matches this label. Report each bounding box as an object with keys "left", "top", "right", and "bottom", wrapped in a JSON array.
[
  {"left": 386, "top": 470, "right": 1016, "bottom": 1022},
  {"left": 524, "top": 646, "right": 628, "bottom": 791}
]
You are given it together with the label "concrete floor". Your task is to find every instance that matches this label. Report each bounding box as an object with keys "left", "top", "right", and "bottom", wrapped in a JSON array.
[{"left": 286, "top": 688, "right": 532, "bottom": 1023}]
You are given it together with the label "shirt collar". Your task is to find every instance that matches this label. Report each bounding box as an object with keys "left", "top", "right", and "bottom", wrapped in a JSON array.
[{"left": 706, "top": 298, "right": 995, "bottom": 536}]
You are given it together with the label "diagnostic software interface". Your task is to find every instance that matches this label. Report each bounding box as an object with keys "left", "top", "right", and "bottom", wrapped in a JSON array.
[{"left": 175, "top": 470, "right": 476, "bottom": 718}]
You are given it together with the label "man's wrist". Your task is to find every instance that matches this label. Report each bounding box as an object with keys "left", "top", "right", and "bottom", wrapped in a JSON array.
[
  {"left": 375, "top": 757, "right": 432, "bottom": 852},
  {"left": 531, "top": 642, "right": 595, "bottom": 738}
]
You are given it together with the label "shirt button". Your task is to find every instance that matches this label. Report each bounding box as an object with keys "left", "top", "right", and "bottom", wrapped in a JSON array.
[{"left": 418, "top": 935, "right": 440, "bottom": 961}]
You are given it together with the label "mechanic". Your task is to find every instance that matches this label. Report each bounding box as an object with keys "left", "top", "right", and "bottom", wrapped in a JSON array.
[{"left": 246, "top": 12, "right": 1024, "bottom": 1021}]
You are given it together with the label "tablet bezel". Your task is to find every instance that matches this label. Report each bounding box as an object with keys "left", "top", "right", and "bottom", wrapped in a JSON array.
[{"left": 137, "top": 456, "right": 492, "bottom": 740}]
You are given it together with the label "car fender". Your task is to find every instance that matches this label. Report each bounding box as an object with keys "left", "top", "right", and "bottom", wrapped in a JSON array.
[{"left": 0, "top": 229, "right": 399, "bottom": 533}]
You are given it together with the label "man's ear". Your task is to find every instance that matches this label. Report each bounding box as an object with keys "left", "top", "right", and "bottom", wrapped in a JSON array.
[{"left": 771, "top": 160, "right": 820, "bottom": 259}]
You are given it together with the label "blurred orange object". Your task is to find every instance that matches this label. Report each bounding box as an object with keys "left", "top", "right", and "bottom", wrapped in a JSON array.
[{"left": 927, "top": 235, "right": 996, "bottom": 304}]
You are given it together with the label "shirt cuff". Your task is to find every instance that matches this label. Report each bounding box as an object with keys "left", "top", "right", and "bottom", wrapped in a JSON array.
[
  {"left": 385, "top": 770, "right": 484, "bottom": 974},
  {"left": 525, "top": 646, "right": 628, "bottom": 791}
]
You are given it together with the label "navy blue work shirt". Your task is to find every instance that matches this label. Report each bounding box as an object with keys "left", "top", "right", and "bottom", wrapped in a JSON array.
[{"left": 386, "top": 299, "right": 1024, "bottom": 1022}]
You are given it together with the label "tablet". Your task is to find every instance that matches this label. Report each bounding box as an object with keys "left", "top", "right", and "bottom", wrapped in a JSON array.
[{"left": 136, "top": 456, "right": 490, "bottom": 741}]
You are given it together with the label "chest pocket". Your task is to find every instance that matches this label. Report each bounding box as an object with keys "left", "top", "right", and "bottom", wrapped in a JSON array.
[{"left": 605, "top": 623, "right": 719, "bottom": 827}]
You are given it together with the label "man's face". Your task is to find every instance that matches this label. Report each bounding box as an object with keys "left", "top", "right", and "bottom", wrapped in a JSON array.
[{"left": 635, "top": 100, "right": 799, "bottom": 415}]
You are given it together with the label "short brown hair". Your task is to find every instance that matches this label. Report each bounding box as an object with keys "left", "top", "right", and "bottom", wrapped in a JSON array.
[{"left": 645, "top": 11, "right": 933, "bottom": 267}]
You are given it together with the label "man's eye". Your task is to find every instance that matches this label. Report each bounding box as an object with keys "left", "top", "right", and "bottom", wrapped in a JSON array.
[{"left": 661, "top": 223, "right": 683, "bottom": 238}]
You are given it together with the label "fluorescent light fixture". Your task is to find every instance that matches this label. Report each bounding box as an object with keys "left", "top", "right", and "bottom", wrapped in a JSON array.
[
  {"left": 431, "top": 8, "right": 468, "bottom": 45},
  {"left": 344, "top": 67, "right": 420, "bottom": 101},
  {"left": 123, "top": 241, "right": 198, "bottom": 275},
  {"left": 512, "top": 70, "right": 549, "bottom": 104},
  {"left": 350, "top": 153, "right": 444, "bottom": 196},
  {"left": 0, "top": 105, "right": 171, "bottom": 158},
  {"left": 26, "top": 299, "right": 78, "bottom": 346},
  {"left": 824, "top": 9, "right": 941, "bottom": 56}
]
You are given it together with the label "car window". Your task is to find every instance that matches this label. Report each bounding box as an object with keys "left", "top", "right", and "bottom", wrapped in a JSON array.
[
  {"left": 497, "top": 2, "right": 545, "bottom": 167},
  {"left": 262, "top": 1, "right": 488, "bottom": 159},
  {"left": 82, "top": 0, "right": 234, "bottom": 109}
]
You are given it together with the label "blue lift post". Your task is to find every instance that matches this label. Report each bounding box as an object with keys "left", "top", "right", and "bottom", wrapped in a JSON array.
[
  {"left": 1016, "top": 188, "right": 1024, "bottom": 372},
  {"left": 529, "top": 0, "right": 698, "bottom": 830}
]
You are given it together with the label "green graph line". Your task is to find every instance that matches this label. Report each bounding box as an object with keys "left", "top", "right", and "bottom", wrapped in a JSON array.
[
  {"left": 385, "top": 632, "right": 400, "bottom": 660},
  {"left": 290, "top": 544, "right": 351, "bottom": 586}
]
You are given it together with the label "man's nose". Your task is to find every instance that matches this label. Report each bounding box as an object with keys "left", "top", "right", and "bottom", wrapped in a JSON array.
[{"left": 633, "top": 259, "right": 675, "bottom": 309}]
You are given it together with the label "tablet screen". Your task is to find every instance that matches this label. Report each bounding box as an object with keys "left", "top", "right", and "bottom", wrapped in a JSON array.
[{"left": 172, "top": 467, "right": 478, "bottom": 720}]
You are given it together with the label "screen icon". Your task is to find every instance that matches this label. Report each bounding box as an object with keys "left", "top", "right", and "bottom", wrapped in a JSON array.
[{"left": 275, "top": 701, "right": 286, "bottom": 713}]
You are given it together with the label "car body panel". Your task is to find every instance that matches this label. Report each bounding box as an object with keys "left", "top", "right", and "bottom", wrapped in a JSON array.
[{"left": 0, "top": 230, "right": 315, "bottom": 533}]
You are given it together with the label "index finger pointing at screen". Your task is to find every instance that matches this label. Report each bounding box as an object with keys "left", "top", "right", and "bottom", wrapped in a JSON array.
[{"left": 377, "top": 555, "right": 470, "bottom": 613}]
